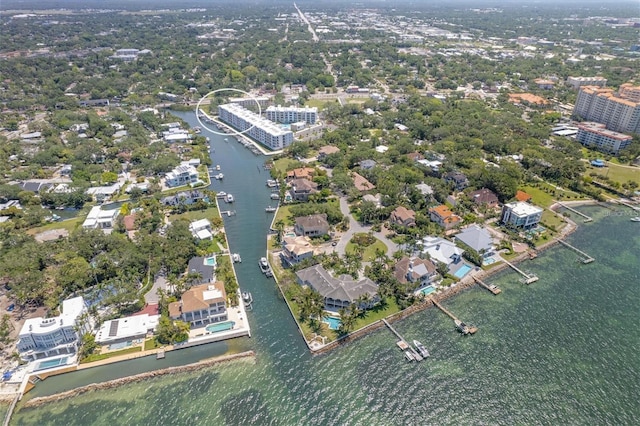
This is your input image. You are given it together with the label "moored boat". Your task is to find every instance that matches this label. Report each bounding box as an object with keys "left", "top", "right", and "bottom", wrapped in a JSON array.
[
  {"left": 404, "top": 351, "right": 415, "bottom": 362},
  {"left": 413, "top": 340, "right": 430, "bottom": 358},
  {"left": 631, "top": 217, "right": 640, "bottom": 222},
  {"left": 232, "top": 253, "right": 242, "bottom": 263},
  {"left": 225, "top": 194, "right": 234, "bottom": 203},
  {"left": 265, "top": 206, "right": 277, "bottom": 213}
]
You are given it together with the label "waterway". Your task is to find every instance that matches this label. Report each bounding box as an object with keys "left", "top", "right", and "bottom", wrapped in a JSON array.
[{"left": 11, "top": 112, "right": 640, "bottom": 425}]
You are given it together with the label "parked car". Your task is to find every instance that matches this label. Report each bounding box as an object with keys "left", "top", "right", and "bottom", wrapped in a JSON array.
[{"left": 6, "top": 303, "right": 15, "bottom": 312}]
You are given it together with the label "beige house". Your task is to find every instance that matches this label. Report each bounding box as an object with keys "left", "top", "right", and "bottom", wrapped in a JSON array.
[
  {"left": 390, "top": 206, "right": 416, "bottom": 227},
  {"left": 168, "top": 282, "right": 227, "bottom": 329},
  {"left": 294, "top": 214, "right": 329, "bottom": 237}
]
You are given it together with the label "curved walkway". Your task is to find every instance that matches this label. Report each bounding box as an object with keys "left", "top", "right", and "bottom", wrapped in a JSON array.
[{"left": 335, "top": 197, "right": 398, "bottom": 256}]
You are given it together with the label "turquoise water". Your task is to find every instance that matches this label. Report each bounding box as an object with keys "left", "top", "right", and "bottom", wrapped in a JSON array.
[
  {"left": 324, "top": 316, "right": 341, "bottom": 330},
  {"left": 34, "top": 357, "right": 67, "bottom": 372},
  {"left": 204, "top": 256, "right": 216, "bottom": 267},
  {"left": 205, "top": 321, "right": 235, "bottom": 333},
  {"left": 483, "top": 256, "right": 496, "bottom": 265},
  {"left": 420, "top": 285, "right": 436, "bottom": 296},
  {"left": 453, "top": 263, "right": 473, "bottom": 278},
  {"left": 108, "top": 341, "right": 132, "bottom": 351},
  {"left": 12, "top": 113, "right": 640, "bottom": 425}
]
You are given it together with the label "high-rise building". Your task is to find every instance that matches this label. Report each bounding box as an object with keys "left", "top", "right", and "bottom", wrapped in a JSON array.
[
  {"left": 265, "top": 105, "right": 318, "bottom": 124},
  {"left": 576, "top": 122, "right": 633, "bottom": 155},
  {"left": 218, "top": 104, "right": 293, "bottom": 150},
  {"left": 566, "top": 76, "right": 607, "bottom": 90},
  {"left": 573, "top": 85, "right": 640, "bottom": 134}
]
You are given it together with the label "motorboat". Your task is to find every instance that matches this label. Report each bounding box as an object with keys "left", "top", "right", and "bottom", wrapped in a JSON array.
[
  {"left": 404, "top": 351, "right": 415, "bottom": 362},
  {"left": 216, "top": 165, "right": 221, "bottom": 171},
  {"left": 265, "top": 206, "right": 277, "bottom": 213},
  {"left": 216, "top": 191, "right": 226, "bottom": 198},
  {"left": 631, "top": 217, "right": 640, "bottom": 222},
  {"left": 214, "top": 173, "right": 224, "bottom": 180},
  {"left": 242, "top": 292, "right": 253, "bottom": 304},
  {"left": 225, "top": 194, "right": 234, "bottom": 203},
  {"left": 413, "top": 340, "right": 430, "bottom": 358},
  {"left": 259, "top": 257, "right": 269, "bottom": 273},
  {"left": 266, "top": 179, "right": 278, "bottom": 188},
  {"left": 232, "top": 253, "right": 242, "bottom": 263},
  {"left": 270, "top": 193, "right": 280, "bottom": 200}
]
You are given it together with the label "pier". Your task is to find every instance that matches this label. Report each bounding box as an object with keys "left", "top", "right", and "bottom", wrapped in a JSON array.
[
  {"left": 473, "top": 277, "right": 502, "bottom": 294},
  {"left": 502, "top": 259, "right": 539, "bottom": 284},
  {"left": 2, "top": 395, "right": 19, "bottom": 426},
  {"left": 555, "top": 239, "right": 594, "bottom": 264},
  {"left": 556, "top": 201, "right": 593, "bottom": 222},
  {"left": 617, "top": 200, "right": 640, "bottom": 211},
  {"left": 382, "top": 319, "right": 422, "bottom": 361},
  {"left": 431, "top": 300, "right": 478, "bottom": 335}
]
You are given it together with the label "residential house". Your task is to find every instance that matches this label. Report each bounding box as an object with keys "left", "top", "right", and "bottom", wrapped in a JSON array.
[
  {"left": 455, "top": 225, "right": 495, "bottom": 257},
  {"left": 420, "top": 236, "right": 464, "bottom": 268},
  {"left": 186, "top": 256, "right": 216, "bottom": 284},
  {"left": 165, "top": 163, "right": 199, "bottom": 188},
  {"left": 358, "top": 159, "right": 376, "bottom": 170},
  {"left": 280, "top": 235, "right": 316, "bottom": 267},
  {"left": 352, "top": 172, "right": 375, "bottom": 192},
  {"left": 362, "top": 193, "right": 382, "bottom": 209},
  {"left": 394, "top": 256, "right": 438, "bottom": 288},
  {"left": 160, "top": 190, "right": 205, "bottom": 207},
  {"left": 296, "top": 264, "right": 379, "bottom": 311},
  {"left": 390, "top": 206, "right": 416, "bottom": 227},
  {"left": 294, "top": 214, "right": 329, "bottom": 237},
  {"left": 444, "top": 171, "right": 469, "bottom": 190},
  {"left": 515, "top": 190, "right": 532, "bottom": 203},
  {"left": 415, "top": 183, "right": 434, "bottom": 200},
  {"left": 317, "top": 145, "right": 340, "bottom": 160},
  {"left": 189, "top": 219, "right": 213, "bottom": 240},
  {"left": 406, "top": 152, "right": 425, "bottom": 162},
  {"left": 289, "top": 178, "right": 319, "bottom": 202},
  {"left": 429, "top": 205, "right": 462, "bottom": 230},
  {"left": 286, "top": 167, "right": 315, "bottom": 182},
  {"left": 501, "top": 202, "right": 543, "bottom": 230},
  {"left": 16, "top": 180, "right": 53, "bottom": 194},
  {"left": 168, "top": 282, "right": 227, "bottom": 329},
  {"left": 417, "top": 159, "right": 443, "bottom": 173},
  {"left": 534, "top": 78, "right": 555, "bottom": 90},
  {"left": 86, "top": 183, "right": 122, "bottom": 203},
  {"left": 468, "top": 188, "right": 499, "bottom": 208},
  {"left": 95, "top": 313, "right": 159, "bottom": 345},
  {"left": 17, "top": 296, "right": 88, "bottom": 362},
  {"left": 82, "top": 206, "right": 120, "bottom": 231}
]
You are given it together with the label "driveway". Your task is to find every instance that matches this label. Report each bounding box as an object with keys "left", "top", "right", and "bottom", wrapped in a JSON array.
[
  {"left": 335, "top": 197, "right": 398, "bottom": 256},
  {"left": 145, "top": 274, "right": 168, "bottom": 304}
]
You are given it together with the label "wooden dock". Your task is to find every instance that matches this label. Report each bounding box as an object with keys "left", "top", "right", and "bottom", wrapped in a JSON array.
[
  {"left": 556, "top": 201, "right": 593, "bottom": 222},
  {"left": 382, "top": 319, "right": 422, "bottom": 361},
  {"left": 555, "top": 239, "right": 595, "bottom": 264},
  {"left": 617, "top": 200, "right": 640, "bottom": 211},
  {"left": 432, "top": 300, "right": 478, "bottom": 335},
  {"left": 502, "top": 259, "right": 539, "bottom": 284},
  {"left": 473, "top": 277, "right": 502, "bottom": 294}
]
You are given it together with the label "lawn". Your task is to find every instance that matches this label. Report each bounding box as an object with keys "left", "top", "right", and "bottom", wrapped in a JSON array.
[
  {"left": 81, "top": 346, "right": 142, "bottom": 364},
  {"left": 519, "top": 185, "right": 584, "bottom": 208},
  {"left": 540, "top": 209, "right": 566, "bottom": 233},
  {"left": 271, "top": 158, "right": 302, "bottom": 177},
  {"left": 351, "top": 299, "right": 401, "bottom": 331},
  {"left": 144, "top": 338, "right": 162, "bottom": 351},
  {"left": 586, "top": 162, "right": 640, "bottom": 186},
  {"left": 345, "top": 237, "right": 387, "bottom": 261},
  {"left": 27, "top": 217, "right": 83, "bottom": 235},
  {"left": 169, "top": 205, "right": 221, "bottom": 223},
  {"left": 305, "top": 99, "right": 337, "bottom": 109},
  {"left": 273, "top": 204, "right": 295, "bottom": 227}
]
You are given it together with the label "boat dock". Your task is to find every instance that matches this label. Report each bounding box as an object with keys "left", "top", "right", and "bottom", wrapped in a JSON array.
[
  {"left": 382, "top": 319, "right": 422, "bottom": 361},
  {"left": 431, "top": 300, "right": 478, "bottom": 335},
  {"left": 617, "top": 200, "right": 640, "bottom": 211},
  {"left": 556, "top": 201, "right": 593, "bottom": 222},
  {"left": 473, "top": 277, "right": 502, "bottom": 294},
  {"left": 502, "top": 259, "right": 539, "bottom": 284},
  {"left": 555, "top": 239, "right": 594, "bottom": 263}
]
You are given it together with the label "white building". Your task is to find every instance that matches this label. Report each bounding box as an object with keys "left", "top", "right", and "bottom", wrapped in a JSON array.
[
  {"left": 165, "top": 163, "right": 199, "bottom": 187},
  {"left": 17, "top": 297, "right": 87, "bottom": 362},
  {"left": 189, "top": 218, "right": 213, "bottom": 240},
  {"left": 228, "top": 96, "right": 271, "bottom": 109},
  {"left": 419, "top": 236, "right": 464, "bottom": 267},
  {"left": 566, "top": 76, "right": 607, "bottom": 90},
  {"left": 500, "top": 202, "right": 543, "bottom": 230},
  {"left": 82, "top": 206, "right": 120, "bottom": 231},
  {"left": 95, "top": 314, "right": 159, "bottom": 345},
  {"left": 265, "top": 105, "right": 318, "bottom": 124},
  {"left": 576, "top": 122, "right": 633, "bottom": 155},
  {"left": 218, "top": 103, "right": 293, "bottom": 150},
  {"left": 573, "top": 85, "right": 640, "bottom": 134}
]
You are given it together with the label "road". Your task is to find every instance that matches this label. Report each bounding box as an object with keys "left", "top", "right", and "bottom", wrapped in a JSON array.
[{"left": 294, "top": 2, "right": 319, "bottom": 42}]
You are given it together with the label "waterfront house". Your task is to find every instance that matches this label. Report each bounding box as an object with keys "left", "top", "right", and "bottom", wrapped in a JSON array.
[
  {"left": 419, "top": 236, "right": 464, "bottom": 268},
  {"left": 296, "top": 264, "right": 379, "bottom": 311},
  {"left": 468, "top": 188, "right": 499, "bottom": 208},
  {"left": 82, "top": 205, "right": 120, "bottom": 232},
  {"left": 86, "top": 183, "right": 121, "bottom": 203},
  {"left": 280, "top": 235, "right": 316, "bottom": 267},
  {"left": 286, "top": 167, "right": 316, "bottom": 182},
  {"left": 294, "top": 214, "right": 329, "bottom": 237},
  {"left": 17, "top": 296, "right": 88, "bottom": 362},
  {"left": 429, "top": 205, "right": 462, "bottom": 230},
  {"left": 95, "top": 313, "right": 159, "bottom": 345},
  {"left": 455, "top": 224, "right": 495, "bottom": 257},
  {"left": 164, "top": 163, "right": 199, "bottom": 188},
  {"left": 186, "top": 256, "right": 216, "bottom": 284},
  {"left": 160, "top": 190, "right": 205, "bottom": 207},
  {"left": 289, "top": 178, "right": 319, "bottom": 202},
  {"left": 351, "top": 172, "right": 375, "bottom": 193},
  {"left": 390, "top": 206, "right": 416, "bottom": 227},
  {"left": 168, "top": 282, "right": 228, "bottom": 329},
  {"left": 394, "top": 256, "right": 438, "bottom": 288},
  {"left": 501, "top": 202, "right": 543, "bottom": 230},
  {"left": 189, "top": 219, "right": 213, "bottom": 240}
]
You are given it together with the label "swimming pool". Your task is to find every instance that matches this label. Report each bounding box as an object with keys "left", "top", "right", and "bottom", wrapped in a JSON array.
[
  {"left": 34, "top": 357, "right": 67, "bottom": 371},
  {"left": 109, "top": 341, "right": 132, "bottom": 351},
  {"left": 420, "top": 285, "right": 436, "bottom": 296},
  {"left": 204, "top": 256, "right": 216, "bottom": 267},
  {"left": 205, "top": 321, "right": 235, "bottom": 333},
  {"left": 454, "top": 264, "right": 473, "bottom": 279},
  {"left": 324, "top": 316, "right": 342, "bottom": 330},
  {"left": 483, "top": 257, "right": 496, "bottom": 266}
]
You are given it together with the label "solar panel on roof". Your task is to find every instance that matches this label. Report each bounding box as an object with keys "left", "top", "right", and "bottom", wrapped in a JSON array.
[{"left": 108, "top": 320, "right": 119, "bottom": 337}]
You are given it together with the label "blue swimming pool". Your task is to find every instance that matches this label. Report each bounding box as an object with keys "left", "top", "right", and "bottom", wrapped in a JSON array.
[
  {"left": 324, "top": 316, "right": 342, "bottom": 330},
  {"left": 420, "top": 285, "right": 436, "bottom": 296},
  {"left": 206, "top": 321, "right": 235, "bottom": 333},
  {"left": 204, "top": 256, "right": 216, "bottom": 267},
  {"left": 483, "top": 257, "right": 496, "bottom": 266},
  {"left": 454, "top": 264, "right": 473, "bottom": 279},
  {"left": 34, "top": 357, "right": 67, "bottom": 371}
]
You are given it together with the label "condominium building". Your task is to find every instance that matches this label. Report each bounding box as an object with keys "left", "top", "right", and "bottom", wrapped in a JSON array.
[
  {"left": 228, "top": 96, "right": 271, "bottom": 110},
  {"left": 218, "top": 103, "right": 293, "bottom": 150},
  {"left": 265, "top": 105, "right": 318, "bottom": 124},
  {"left": 573, "top": 85, "right": 640, "bottom": 134},
  {"left": 17, "top": 297, "right": 88, "bottom": 362},
  {"left": 576, "top": 122, "right": 633, "bottom": 155},
  {"left": 500, "top": 202, "right": 543, "bottom": 230},
  {"left": 619, "top": 83, "right": 640, "bottom": 103},
  {"left": 566, "top": 76, "right": 607, "bottom": 90}
]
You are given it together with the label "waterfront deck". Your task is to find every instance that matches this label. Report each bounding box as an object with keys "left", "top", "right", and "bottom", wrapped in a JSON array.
[
  {"left": 502, "top": 259, "right": 539, "bottom": 284},
  {"left": 473, "top": 277, "right": 502, "bottom": 294},
  {"left": 556, "top": 201, "right": 593, "bottom": 222},
  {"left": 555, "top": 239, "right": 594, "bottom": 264},
  {"left": 432, "top": 300, "right": 478, "bottom": 335},
  {"left": 382, "top": 319, "right": 422, "bottom": 361}
]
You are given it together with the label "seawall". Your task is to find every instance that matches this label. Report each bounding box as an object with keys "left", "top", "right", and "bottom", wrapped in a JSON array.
[{"left": 22, "top": 351, "right": 255, "bottom": 409}]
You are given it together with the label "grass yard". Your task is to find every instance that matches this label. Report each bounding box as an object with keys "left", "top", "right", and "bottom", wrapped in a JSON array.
[
  {"left": 520, "top": 185, "right": 585, "bottom": 208},
  {"left": 345, "top": 236, "right": 387, "bottom": 261},
  {"left": 540, "top": 209, "right": 566, "bottom": 233},
  {"left": 273, "top": 204, "right": 295, "bottom": 227},
  {"left": 306, "top": 99, "right": 337, "bottom": 109},
  {"left": 586, "top": 162, "right": 640, "bottom": 186},
  {"left": 271, "top": 158, "right": 303, "bottom": 177},
  {"left": 81, "top": 346, "right": 142, "bottom": 364},
  {"left": 27, "top": 217, "right": 83, "bottom": 235},
  {"left": 351, "top": 299, "right": 401, "bottom": 331},
  {"left": 169, "top": 205, "right": 220, "bottom": 223},
  {"left": 144, "top": 339, "right": 162, "bottom": 351}
]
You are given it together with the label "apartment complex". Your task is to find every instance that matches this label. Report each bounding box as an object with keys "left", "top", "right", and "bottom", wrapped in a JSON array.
[
  {"left": 265, "top": 105, "right": 318, "bottom": 124},
  {"left": 566, "top": 76, "right": 607, "bottom": 90},
  {"left": 576, "top": 122, "right": 633, "bottom": 155},
  {"left": 218, "top": 103, "right": 293, "bottom": 150},
  {"left": 573, "top": 85, "right": 640, "bottom": 134}
]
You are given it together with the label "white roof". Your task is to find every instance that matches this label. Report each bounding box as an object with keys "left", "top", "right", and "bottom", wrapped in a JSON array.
[
  {"left": 375, "top": 145, "right": 389, "bottom": 153},
  {"left": 195, "top": 229, "right": 213, "bottom": 240},
  {"left": 505, "top": 201, "right": 543, "bottom": 217},
  {"left": 190, "top": 218, "right": 211, "bottom": 231},
  {"left": 20, "top": 296, "right": 85, "bottom": 336},
  {"left": 420, "top": 236, "right": 464, "bottom": 266},
  {"left": 95, "top": 314, "right": 159, "bottom": 344}
]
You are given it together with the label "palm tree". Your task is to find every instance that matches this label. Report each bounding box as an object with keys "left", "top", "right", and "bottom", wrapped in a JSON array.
[{"left": 274, "top": 219, "right": 285, "bottom": 244}]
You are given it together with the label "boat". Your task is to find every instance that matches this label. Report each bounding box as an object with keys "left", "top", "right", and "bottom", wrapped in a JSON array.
[
  {"left": 455, "top": 319, "right": 472, "bottom": 335},
  {"left": 270, "top": 193, "right": 280, "bottom": 200},
  {"left": 242, "top": 291, "right": 253, "bottom": 304},
  {"left": 265, "top": 206, "right": 277, "bottom": 213},
  {"left": 225, "top": 194, "right": 234, "bottom": 203},
  {"left": 259, "top": 257, "right": 270, "bottom": 273},
  {"left": 631, "top": 217, "right": 640, "bottom": 222},
  {"left": 413, "top": 340, "right": 430, "bottom": 358},
  {"left": 216, "top": 191, "right": 227, "bottom": 198},
  {"left": 216, "top": 165, "right": 221, "bottom": 171},
  {"left": 404, "top": 351, "right": 415, "bottom": 362},
  {"left": 266, "top": 179, "right": 278, "bottom": 188},
  {"left": 214, "top": 173, "right": 224, "bottom": 180},
  {"left": 232, "top": 253, "right": 242, "bottom": 263},
  {"left": 193, "top": 126, "right": 201, "bottom": 133}
]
